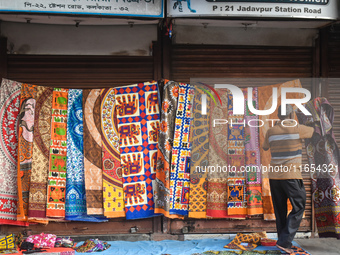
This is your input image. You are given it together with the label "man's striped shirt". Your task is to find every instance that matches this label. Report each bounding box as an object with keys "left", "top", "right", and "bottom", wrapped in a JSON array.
[{"left": 263, "top": 120, "right": 314, "bottom": 179}]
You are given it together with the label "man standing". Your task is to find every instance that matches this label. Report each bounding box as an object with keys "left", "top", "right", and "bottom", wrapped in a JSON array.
[{"left": 263, "top": 105, "right": 314, "bottom": 254}]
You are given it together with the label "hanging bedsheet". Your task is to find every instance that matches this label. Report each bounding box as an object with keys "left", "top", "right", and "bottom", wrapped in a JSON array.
[
  {"left": 83, "top": 89, "right": 104, "bottom": 215},
  {"left": 226, "top": 91, "right": 246, "bottom": 216},
  {"left": 66, "top": 89, "right": 85, "bottom": 220},
  {"left": 297, "top": 97, "right": 340, "bottom": 239},
  {"left": 0, "top": 79, "right": 28, "bottom": 226},
  {"left": 169, "top": 83, "right": 194, "bottom": 216},
  {"left": 243, "top": 87, "right": 263, "bottom": 215},
  {"left": 28, "top": 86, "right": 53, "bottom": 221},
  {"left": 115, "top": 81, "right": 160, "bottom": 219},
  {"left": 206, "top": 89, "right": 245, "bottom": 219},
  {"left": 101, "top": 88, "right": 125, "bottom": 218},
  {"left": 17, "top": 83, "right": 37, "bottom": 222},
  {"left": 154, "top": 81, "right": 182, "bottom": 218},
  {"left": 188, "top": 86, "right": 210, "bottom": 219},
  {"left": 258, "top": 80, "right": 302, "bottom": 220},
  {"left": 66, "top": 89, "right": 101, "bottom": 222},
  {"left": 46, "top": 88, "right": 68, "bottom": 218},
  {"left": 206, "top": 89, "right": 229, "bottom": 218}
]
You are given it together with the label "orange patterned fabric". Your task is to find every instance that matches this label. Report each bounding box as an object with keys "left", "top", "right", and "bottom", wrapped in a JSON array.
[
  {"left": 46, "top": 88, "right": 68, "bottom": 218},
  {"left": 258, "top": 80, "right": 302, "bottom": 220},
  {"left": 17, "top": 83, "right": 37, "bottom": 222}
]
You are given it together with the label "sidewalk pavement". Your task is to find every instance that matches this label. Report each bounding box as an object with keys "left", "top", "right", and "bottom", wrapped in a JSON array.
[{"left": 296, "top": 238, "right": 340, "bottom": 255}]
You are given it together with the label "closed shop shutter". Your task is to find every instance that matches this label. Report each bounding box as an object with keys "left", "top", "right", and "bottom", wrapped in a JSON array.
[
  {"left": 2, "top": 54, "right": 155, "bottom": 236},
  {"left": 326, "top": 25, "right": 340, "bottom": 142},
  {"left": 7, "top": 55, "right": 154, "bottom": 88},
  {"left": 169, "top": 44, "right": 314, "bottom": 234}
]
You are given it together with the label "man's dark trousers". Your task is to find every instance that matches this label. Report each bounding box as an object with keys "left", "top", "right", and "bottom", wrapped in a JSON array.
[{"left": 269, "top": 179, "right": 306, "bottom": 249}]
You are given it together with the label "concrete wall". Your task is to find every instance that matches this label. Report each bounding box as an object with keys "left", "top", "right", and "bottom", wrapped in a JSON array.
[
  {"left": 173, "top": 25, "right": 318, "bottom": 47},
  {"left": 0, "top": 21, "right": 319, "bottom": 56},
  {"left": 0, "top": 21, "right": 157, "bottom": 55}
]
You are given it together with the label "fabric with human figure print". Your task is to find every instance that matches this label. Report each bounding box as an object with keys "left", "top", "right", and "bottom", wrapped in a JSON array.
[
  {"left": 17, "top": 83, "right": 37, "bottom": 222},
  {"left": 28, "top": 85, "right": 53, "bottom": 221}
]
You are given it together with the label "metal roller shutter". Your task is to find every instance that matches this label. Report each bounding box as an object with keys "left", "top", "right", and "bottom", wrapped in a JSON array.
[
  {"left": 7, "top": 55, "right": 154, "bottom": 88},
  {"left": 169, "top": 44, "right": 314, "bottom": 234}
]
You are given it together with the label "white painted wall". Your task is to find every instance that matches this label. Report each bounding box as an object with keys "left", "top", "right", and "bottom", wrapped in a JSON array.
[
  {"left": 0, "top": 21, "right": 157, "bottom": 55},
  {"left": 173, "top": 25, "right": 318, "bottom": 47}
]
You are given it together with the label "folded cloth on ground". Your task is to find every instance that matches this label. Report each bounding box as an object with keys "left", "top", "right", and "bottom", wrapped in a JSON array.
[
  {"left": 0, "top": 250, "right": 18, "bottom": 254},
  {"left": 55, "top": 237, "right": 75, "bottom": 248},
  {"left": 0, "top": 235, "right": 16, "bottom": 250},
  {"left": 75, "top": 239, "right": 110, "bottom": 253},
  {"left": 224, "top": 233, "right": 262, "bottom": 251},
  {"left": 26, "top": 233, "right": 56, "bottom": 249}
]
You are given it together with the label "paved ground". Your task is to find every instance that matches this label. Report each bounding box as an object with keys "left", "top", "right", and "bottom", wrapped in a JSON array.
[{"left": 296, "top": 238, "right": 340, "bottom": 255}]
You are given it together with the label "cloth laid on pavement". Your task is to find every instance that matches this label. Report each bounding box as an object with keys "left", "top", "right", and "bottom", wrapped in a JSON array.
[
  {"left": 75, "top": 239, "right": 110, "bottom": 253},
  {"left": 71, "top": 239, "right": 308, "bottom": 255}
]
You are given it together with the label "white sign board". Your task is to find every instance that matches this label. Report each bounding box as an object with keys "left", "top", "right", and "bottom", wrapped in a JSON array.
[
  {"left": 0, "top": 0, "right": 163, "bottom": 18},
  {"left": 168, "top": 0, "right": 338, "bottom": 19}
]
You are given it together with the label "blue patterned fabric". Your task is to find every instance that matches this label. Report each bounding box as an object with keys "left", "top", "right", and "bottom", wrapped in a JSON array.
[
  {"left": 115, "top": 82, "right": 160, "bottom": 220},
  {"left": 65, "top": 89, "right": 106, "bottom": 222},
  {"left": 169, "top": 83, "right": 195, "bottom": 216}
]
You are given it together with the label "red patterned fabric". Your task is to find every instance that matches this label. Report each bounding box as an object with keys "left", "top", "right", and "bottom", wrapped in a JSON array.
[{"left": 0, "top": 79, "right": 29, "bottom": 226}]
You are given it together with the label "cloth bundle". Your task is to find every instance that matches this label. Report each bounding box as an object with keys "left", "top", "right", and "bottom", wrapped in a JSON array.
[
  {"left": 75, "top": 239, "right": 110, "bottom": 253},
  {"left": 224, "top": 232, "right": 266, "bottom": 251},
  {"left": 26, "top": 233, "right": 57, "bottom": 249}
]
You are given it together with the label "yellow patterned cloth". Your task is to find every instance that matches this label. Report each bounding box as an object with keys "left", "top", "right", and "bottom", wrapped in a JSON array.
[
  {"left": 101, "top": 88, "right": 125, "bottom": 218},
  {"left": 224, "top": 232, "right": 262, "bottom": 251},
  {"left": 0, "top": 234, "right": 15, "bottom": 250},
  {"left": 188, "top": 87, "right": 210, "bottom": 218}
]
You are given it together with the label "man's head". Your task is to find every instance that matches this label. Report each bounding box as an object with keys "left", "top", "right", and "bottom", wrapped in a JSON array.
[{"left": 278, "top": 104, "right": 293, "bottom": 120}]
